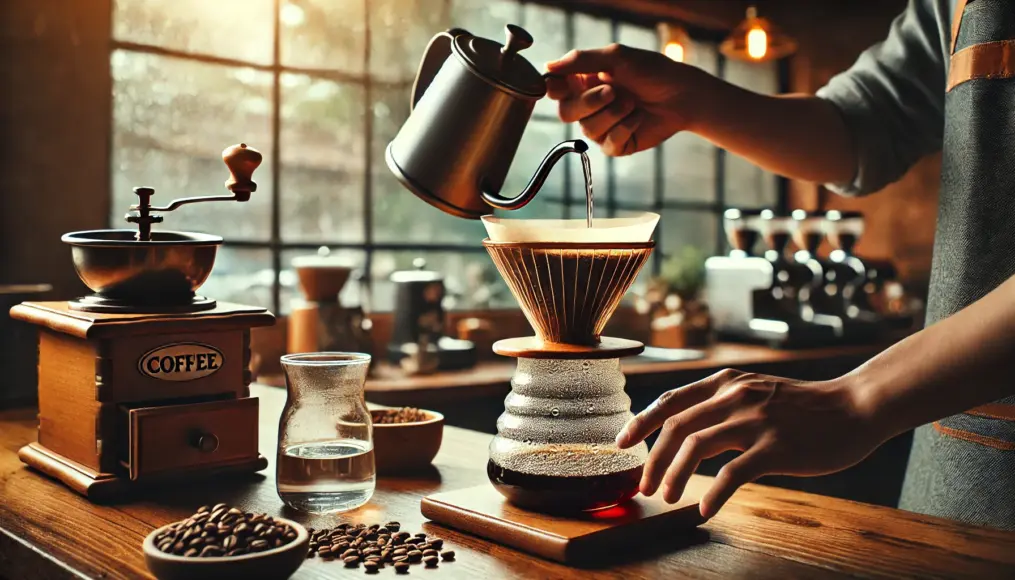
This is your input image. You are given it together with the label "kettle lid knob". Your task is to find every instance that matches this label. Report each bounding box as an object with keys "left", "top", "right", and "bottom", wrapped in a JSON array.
[{"left": 501, "top": 24, "right": 533, "bottom": 57}]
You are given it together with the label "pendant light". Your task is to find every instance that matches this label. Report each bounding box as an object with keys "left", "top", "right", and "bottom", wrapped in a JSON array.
[
  {"left": 720, "top": 6, "right": 797, "bottom": 62},
  {"left": 658, "top": 22, "right": 691, "bottom": 63}
]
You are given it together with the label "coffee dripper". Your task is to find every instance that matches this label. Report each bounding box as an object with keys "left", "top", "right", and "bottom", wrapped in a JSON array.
[{"left": 386, "top": 24, "right": 587, "bottom": 219}]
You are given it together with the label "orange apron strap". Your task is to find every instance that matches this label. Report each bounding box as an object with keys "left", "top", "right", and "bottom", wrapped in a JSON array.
[
  {"left": 966, "top": 402, "right": 1015, "bottom": 421},
  {"left": 947, "top": 39, "right": 1015, "bottom": 91},
  {"left": 951, "top": 0, "right": 972, "bottom": 55}
]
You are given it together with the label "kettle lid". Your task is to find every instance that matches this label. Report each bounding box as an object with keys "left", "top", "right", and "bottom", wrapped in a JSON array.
[{"left": 453, "top": 24, "right": 546, "bottom": 99}]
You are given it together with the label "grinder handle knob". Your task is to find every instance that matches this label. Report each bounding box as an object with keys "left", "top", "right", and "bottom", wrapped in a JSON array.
[
  {"left": 223, "top": 143, "right": 262, "bottom": 201},
  {"left": 192, "top": 432, "right": 220, "bottom": 453}
]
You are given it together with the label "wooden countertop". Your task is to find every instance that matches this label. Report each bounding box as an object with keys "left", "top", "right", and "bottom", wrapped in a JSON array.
[
  {"left": 1, "top": 384, "right": 1014, "bottom": 578},
  {"left": 358, "top": 341, "right": 895, "bottom": 405}
]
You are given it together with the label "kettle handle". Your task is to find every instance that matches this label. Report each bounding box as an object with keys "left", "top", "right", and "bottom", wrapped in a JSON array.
[{"left": 411, "top": 28, "right": 469, "bottom": 112}]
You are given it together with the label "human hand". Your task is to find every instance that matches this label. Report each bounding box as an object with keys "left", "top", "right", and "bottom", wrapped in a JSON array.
[
  {"left": 616, "top": 369, "right": 885, "bottom": 519},
  {"left": 545, "top": 43, "right": 717, "bottom": 156}
]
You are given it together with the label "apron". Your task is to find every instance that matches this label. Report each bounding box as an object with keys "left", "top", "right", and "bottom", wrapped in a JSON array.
[{"left": 898, "top": 0, "right": 1015, "bottom": 530}]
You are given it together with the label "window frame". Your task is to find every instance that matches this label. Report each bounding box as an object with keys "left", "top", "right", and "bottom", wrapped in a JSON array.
[{"left": 109, "top": 0, "right": 789, "bottom": 314}]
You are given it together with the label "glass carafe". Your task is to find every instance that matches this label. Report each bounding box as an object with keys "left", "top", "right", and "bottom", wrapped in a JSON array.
[
  {"left": 487, "top": 357, "right": 648, "bottom": 512},
  {"left": 277, "top": 353, "right": 375, "bottom": 513}
]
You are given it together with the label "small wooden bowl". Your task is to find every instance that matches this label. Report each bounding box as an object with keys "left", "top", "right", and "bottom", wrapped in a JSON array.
[
  {"left": 143, "top": 517, "right": 309, "bottom": 580},
  {"left": 372, "top": 409, "right": 445, "bottom": 474}
]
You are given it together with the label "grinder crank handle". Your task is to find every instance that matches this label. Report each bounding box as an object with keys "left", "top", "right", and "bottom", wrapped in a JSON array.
[{"left": 222, "top": 143, "right": 263, "bottom": 201}]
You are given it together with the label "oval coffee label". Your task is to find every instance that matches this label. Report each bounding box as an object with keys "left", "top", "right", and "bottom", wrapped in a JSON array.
[{"left": 138, "top": 342, "right": 224, "bottom": 382}]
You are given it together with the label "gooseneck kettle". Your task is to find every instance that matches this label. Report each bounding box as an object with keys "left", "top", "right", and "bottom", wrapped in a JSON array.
[{"left": 385, "top": 24, "right": 587, "bottom": 219}]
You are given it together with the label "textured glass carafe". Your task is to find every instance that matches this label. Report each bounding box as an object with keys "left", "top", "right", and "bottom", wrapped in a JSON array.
[
  {"left": 487, "top": 357, "right": 647, "bottom": 512},
  {"left": 277, "top": 353, "right": 375, "bottom": 514}
]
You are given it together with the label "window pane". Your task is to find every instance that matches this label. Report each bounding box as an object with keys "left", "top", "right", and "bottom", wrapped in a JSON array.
[
  {"left": 449, "top": 0, "right": 521, "bottom": 41},
  {"left": 611, "top": 24, "right": 658, "bottom": 207},
  {"left": 658, "top": 209, "right": 719, "bottom": 258},
  {"left": 280, "top": 0, "right": 366, "bottom": 74},
  {"left": 573, "top": 13, "right": 611, "bottom": 50},
  {"left": 280, "top": 248, "right": 367, "bottom": 314},
  {"left": 371, "top": 251, "right": 513, "bottom": 311},
  {"left": 113, "top": 0, "right": 274, "bottom": 65},
  {"left": 371, "top": 87, "right": 488, "bottom": 243},
  {"left": 199, "top": 247, "right": 274, "bottom": 309},
  {"left": 724, "top": 59, "right": 779, "bottom": 208},
  {"left": 111, "top": 51, "right": 272, "bottom": 239},
  {"left": 663, "top": 132, "right": 715, "bottom": 202},
  {"left": 523, "top": 4, "right": 568, "bottom": 118},
  {"left": 370, "top": 0, "right": 450, "bottom": 84},
  {"left": 280, "top": 74, "right": 366, "bottom": 243},
  {"left": 687, "top": 40, "right": 719, "bottom": 75}
]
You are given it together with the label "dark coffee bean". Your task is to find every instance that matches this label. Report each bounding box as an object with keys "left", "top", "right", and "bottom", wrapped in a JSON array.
[
  {"left": 335, "top": 541, "right": 350, "bottom": 551},
  {"left": 223, "top": 535, "right": 238, "bottom": 551},
  {"left": 441, "top": 550, "right": 455, "bottom": 561},
  {"left": 344, "top": 555, "right": 360, "bottom": 567},
  {"left": 376, "top": 537, "right": 388, "bottom": 547},
  {"left": 342, "top": 549, "right": 359, "bottom": 559},
  {"left": 363, "top": 547, "right": 381, "bottom": 557},
  {"left": 318, "top": 546, "right": 332, "bottom": 555},
  {"left": 364, "top": 560, "right": 379, "bottom": 573},
  {"left": 377, "top": 526, "right": 390, "bottom": 535},
  {"left": 208, "top": 509, "right": 226, "bottom": 524},
  {"left": 211, "top": 503, "right": 228, "bottom": 512},
  {"left": 306, "top": 551, "right": 316, "bottom": 559},
  {"left": 184, "top": 548, "right": 200, "bottom": 557},
  {"left": 407, "top": 550, "right": 422, "bottom": 563},
  {"left": 393, "top": 548, "right": 407, "bottom": 556},
  {"left": 227, "top": 507, "right": 243, "bottom": 516},
  {"left": 188, "top": 537, "right": 205, "bottom": 548},
  {"left": 394, "top": 561, "right": 410, "bottom": 574},
  {"left": 172, "top": 541, "right": 185, "bottom": 554},
  {"left": 233, "top": 522, "right": 251, "bottom": 536},
  {"left": 429, "top": 539, "right": 444, "bottom": 550},
  {"left": 249, "top": 539, "right": 269, "bottom": 551},
  {"left": 424, "top": 556, "right": 439, "bottom": 568},
  {"left": 196, "top": 505, "right": 211, "bottom": 514},
  {"left": 200, "top": 546, "right": 224, "bottom": 557},
  {"left": 157, "top": 539, "right": 173, "bottom": 552},
  {"left": 414, "top": 533, "right": 427, "bottom": 539},
  {"left": 422, "top": 549, "right": 438, "bottom": 558},
  {"left": 226, "top": 548, "right": 248, "bottom": 557}
]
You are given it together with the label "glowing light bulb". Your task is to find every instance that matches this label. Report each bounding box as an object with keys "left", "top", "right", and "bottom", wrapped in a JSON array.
[
  {"left": 663, "top": 41, "right": 684, "bottom": 62},
  {"left": 747, "top": 26, "right": 768, "bottom": 59},
  {"left": 280, "top": 2, "right": 305, "bottom": 27}
]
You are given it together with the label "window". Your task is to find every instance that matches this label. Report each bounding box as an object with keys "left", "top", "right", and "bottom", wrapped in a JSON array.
[{"left": 111, "top": 0, "right": 784, "bottom": 314}]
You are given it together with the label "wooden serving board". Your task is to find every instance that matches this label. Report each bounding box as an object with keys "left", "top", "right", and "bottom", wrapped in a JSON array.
[{"left": 421, "top": 481, "right": 705, "bottom": 565}]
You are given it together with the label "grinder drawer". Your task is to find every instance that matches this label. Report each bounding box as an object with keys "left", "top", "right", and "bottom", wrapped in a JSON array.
[{"left": 123, "top": 397, "right": 259, "bottom": 481}]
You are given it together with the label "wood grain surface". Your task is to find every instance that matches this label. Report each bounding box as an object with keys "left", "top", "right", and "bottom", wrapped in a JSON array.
[{"left": 0, "top": 384, "right": 1013, "bottom": 579}]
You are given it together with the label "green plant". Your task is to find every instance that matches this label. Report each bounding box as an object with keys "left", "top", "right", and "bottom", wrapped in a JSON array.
[{"left": 657, "top": 245, "right": 708, "bottom": 300}]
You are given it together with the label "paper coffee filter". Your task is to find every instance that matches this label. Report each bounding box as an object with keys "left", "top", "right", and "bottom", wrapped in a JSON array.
[{"left": 481, "top": 212, "right": 659, "bottom": 243}]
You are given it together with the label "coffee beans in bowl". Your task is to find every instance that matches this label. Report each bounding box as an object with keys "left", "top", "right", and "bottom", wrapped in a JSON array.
[
  {"left": 143, "top": 504, "right": 309, "bottom": 580},
  {"left": 370, "top": 407, "right": 444, "bottom": 474}
]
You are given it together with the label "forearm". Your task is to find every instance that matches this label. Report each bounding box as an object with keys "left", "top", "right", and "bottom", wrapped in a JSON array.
[
  {"left": 689, "top": 80, "right": 856, "bottom": 185},
  {"left": 851, "top": 275, "right": 1015, "bottom": 439}
]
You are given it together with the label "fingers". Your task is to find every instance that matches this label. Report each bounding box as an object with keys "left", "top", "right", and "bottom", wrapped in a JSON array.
[
  {"left": 617, "top": 368, "right": 742, "bottom": 449},
  {"left": 661, "top": 419, "right": 757, "bottom": 504},
  {"left": 558, "top": 85, "right": 616, "bottom": 123},
  {"left": 699, "top": 448, "right": 768, "bottom": 519},
  {"left": 639, "top": 385, "right": 747, "bottom": 496},
  {"left": 602, "top": 110, "right": 645, "bottom": 156},
  {"left": 577, "top": 96, "right": 636, "bottom": 142},
  {"left": 545, "top": 72, "right": 603, "bottom": 100},
  {"left": 546, "top": 44, "right": 623, "bottom": 76}
]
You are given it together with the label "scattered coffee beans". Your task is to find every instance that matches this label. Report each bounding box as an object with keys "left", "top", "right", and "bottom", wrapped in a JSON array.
[
  {"left": 306, "top": 521, "right": 455, "bottom": 574},
  {"left": 372, "top": 408, "right": 430, "bottom": 424},
  {"left": 153, "top": 504, "right": 298, "bottom": 558}
]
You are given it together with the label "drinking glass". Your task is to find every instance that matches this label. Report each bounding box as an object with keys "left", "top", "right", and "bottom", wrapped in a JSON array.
[{"left": 277, "top": 352, "right": 374, "bottom": 513}]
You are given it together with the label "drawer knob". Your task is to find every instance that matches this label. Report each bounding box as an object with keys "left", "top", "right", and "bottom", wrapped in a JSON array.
[{"left": 192, "top": 432, "right": 220, "bottom": 453}]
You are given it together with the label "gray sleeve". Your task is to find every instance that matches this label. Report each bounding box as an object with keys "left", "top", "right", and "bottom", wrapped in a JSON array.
[{"left": 816, "top": 0, "right": 947, "bottom": 196}]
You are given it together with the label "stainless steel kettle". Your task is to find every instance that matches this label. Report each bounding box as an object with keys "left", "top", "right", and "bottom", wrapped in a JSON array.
[{"left": 385, "top": 24, "right": 587, "bottom": 219}]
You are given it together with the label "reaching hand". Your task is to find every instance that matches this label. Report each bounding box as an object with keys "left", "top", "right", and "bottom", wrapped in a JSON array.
[
  {"left": 616, "top": 369, "right": 885, "bottom": 519},
  {"left": 545, "top": 43, "right": 716, "bottom": 156}
]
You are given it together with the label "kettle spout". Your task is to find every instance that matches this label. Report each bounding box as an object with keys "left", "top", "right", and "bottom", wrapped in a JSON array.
[{"left": 481, "top": 139, "right": 589, "bottom": 211}]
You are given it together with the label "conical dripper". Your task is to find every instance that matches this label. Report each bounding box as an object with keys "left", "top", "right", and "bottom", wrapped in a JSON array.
[{"left": 482, "top": 214, "right": 657, "bottom": 346}]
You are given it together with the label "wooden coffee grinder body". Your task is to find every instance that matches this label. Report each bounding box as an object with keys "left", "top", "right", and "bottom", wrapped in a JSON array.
[{"left": 10, "top": 301, "right": 274, "bottom": 501}]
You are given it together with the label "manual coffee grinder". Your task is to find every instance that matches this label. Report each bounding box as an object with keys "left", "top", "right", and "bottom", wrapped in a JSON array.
[{"left": 10, "top": 144, "right": 274, "bottom": 500}]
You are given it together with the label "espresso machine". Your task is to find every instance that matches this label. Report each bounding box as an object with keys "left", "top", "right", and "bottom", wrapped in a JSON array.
[{"left": 705, "top": 209, "right": 837, "bottom": 347}]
